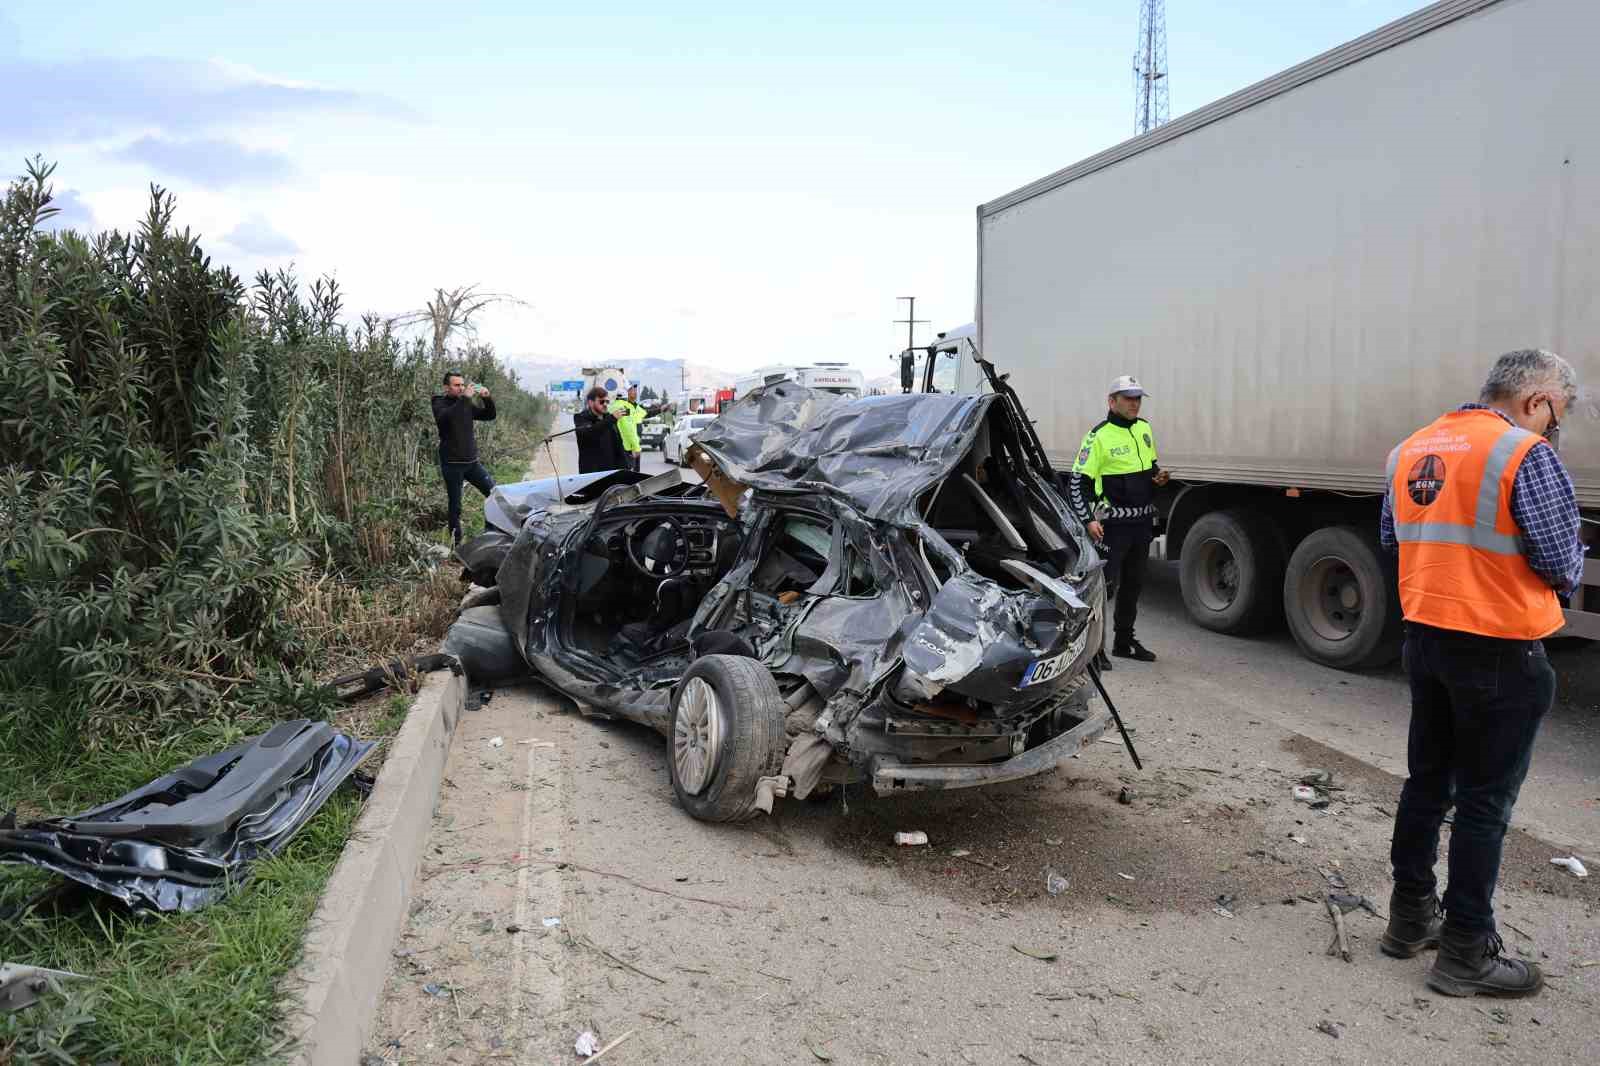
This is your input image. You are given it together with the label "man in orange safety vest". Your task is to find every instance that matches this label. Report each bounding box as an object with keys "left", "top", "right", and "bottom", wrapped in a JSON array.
[{"left": 1378, "top": 349, "right": 1584, "bottom": 999}]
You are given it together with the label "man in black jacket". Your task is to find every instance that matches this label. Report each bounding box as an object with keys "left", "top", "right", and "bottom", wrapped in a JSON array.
[
  {"left": 1070, "top": 374, "right": 1170, "bottom": 670},
  {"left": 574, "top": 386, "right": 626, "bottom": 473},
  {"left": 432, "top": 370, "right": 497, "bottom": 546}
]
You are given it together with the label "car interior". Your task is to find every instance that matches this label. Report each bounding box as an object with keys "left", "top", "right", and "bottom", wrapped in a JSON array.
[
  {"left": 917, "top": 411, "right": 1080, "bottom": 590},
  {"left": 564, "top": 502, "right": 880, "bottom": 678}
]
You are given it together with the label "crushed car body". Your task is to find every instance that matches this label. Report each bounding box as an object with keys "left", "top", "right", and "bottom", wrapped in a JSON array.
[
  {"left": 0, "top": 720, "right": 375, "bottom": 913},
  {"left": 446, "top": 360, "right": 1122, "bottom": 821}
]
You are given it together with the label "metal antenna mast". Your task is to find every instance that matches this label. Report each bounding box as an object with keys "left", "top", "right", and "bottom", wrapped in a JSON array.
[{"left": 1133, "top": 0, "right": 1169, "bottom": 135}]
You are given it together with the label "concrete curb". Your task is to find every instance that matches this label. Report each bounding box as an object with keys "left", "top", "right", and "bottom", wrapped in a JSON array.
[{"left": 281, "top": 664, "right": 465, "bottom": 1066}]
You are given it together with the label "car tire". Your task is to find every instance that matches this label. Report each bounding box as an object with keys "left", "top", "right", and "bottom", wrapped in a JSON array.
[
  {"left": 668, "top": 655, "right": 789, "bottom": 822},
  {"left": 1178, "top": 509, "right": 1284, "bottom": 635},
  {"left": 1283, "top": 525, "right": 1401, "bottom": 671}
]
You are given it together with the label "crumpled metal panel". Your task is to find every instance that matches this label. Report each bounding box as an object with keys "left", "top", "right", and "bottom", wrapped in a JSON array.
[
  {"left": 0, "top": 722, "right": 375, "bottom": 913},
  {"left": 691, "top": 384, "right": 990, "bottom": 523}
]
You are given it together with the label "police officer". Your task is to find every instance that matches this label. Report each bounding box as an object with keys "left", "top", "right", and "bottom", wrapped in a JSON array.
[
  {"left": 1070, "top": 375, "right": 1170, "bottom": 669},
  {"left": 1377, "top": 349, "right": 1582, "bottom": 999},
  {"left": 610, "top": 384, "right": 649, "bottom": 472}
]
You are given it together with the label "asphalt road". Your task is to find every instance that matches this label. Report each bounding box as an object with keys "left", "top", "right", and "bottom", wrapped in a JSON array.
[{"left": 370, "top": 442, "right": 1600, "bottom": 1064}]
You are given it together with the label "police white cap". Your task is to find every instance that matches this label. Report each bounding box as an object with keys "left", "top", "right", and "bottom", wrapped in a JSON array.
[{"left": 1109, "top": 374, "right": 1148, "bottom": 397}]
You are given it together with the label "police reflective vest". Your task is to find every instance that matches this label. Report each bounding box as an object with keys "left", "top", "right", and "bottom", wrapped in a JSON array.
[
  {"left": 1071, "top": 415, "right": 1159, "bottom": 522},
  {"left": 611, "top": 398, "right": 647, "bottom": 452},
  {"left": 1388, "top": 408, "right": 1564, "bottom": 640}
]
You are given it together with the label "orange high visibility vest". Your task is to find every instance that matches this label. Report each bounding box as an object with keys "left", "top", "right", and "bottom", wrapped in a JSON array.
[{"left": 1387, "top": 409, "right": 1564, "bottom": 640}]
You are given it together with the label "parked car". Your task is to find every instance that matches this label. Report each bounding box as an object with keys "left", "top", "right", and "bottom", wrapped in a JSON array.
[
  {"left": 662, "top": 413, "right": 716, "bottom": 465},
  {"left": 446, "top": 367, "right": 1126, "bottom": 823},
  {"left": 639, "top": 418, "right": 668, "bottom": 452}
]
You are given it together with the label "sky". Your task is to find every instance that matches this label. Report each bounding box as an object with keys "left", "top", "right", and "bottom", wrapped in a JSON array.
[{"left": 1, "top": 0, "right": 1424, "bottom": 379}]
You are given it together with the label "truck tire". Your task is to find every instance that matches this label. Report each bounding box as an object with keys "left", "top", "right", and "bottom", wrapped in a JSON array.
[
  {"left": 1178, "top": 509, "right": 1284, "bottom": 635},
  {"left": 668, "top": 655, "right": 789, "bottom": 822},
  {"left": 1283, "top": 526, "right": 1401, "bottom": 671}
]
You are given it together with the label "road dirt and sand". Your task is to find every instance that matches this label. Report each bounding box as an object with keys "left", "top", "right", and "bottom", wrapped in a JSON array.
[{"left": 364, "top": 437, "right": 1600, "bottom": 1065}]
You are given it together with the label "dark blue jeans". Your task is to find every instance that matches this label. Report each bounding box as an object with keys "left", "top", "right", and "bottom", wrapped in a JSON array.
[
  {"left": 440, "top": 453, "right": 496, "bottom": 543},
  {"left": 1389, "top": 623, "right": 1554, "bottom": 934}
]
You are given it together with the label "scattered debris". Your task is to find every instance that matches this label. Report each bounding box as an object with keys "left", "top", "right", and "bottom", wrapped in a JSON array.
[
  {"left": 580, "top": 1029, "right": 636, "bottom": 1062},
  {"left": 1213, "top": 894, "right": 1236, "bottom": 919},
  {"left": 1299, "top": 770, "right": 1340, "bottom": 790},
  {"left": 956, "top": 854, "right": 1010, "bottom": 873},
  {"left": 1117, "top": 872, "right": 1135, "bottom": 881},
  {"left": 543, "top": 917, "right": 562, "bottom": 928},
  {"left": 1292, "top": 785, "right": 1329, "bottom": 809},
  {"left": 894, "top": 831, "right": 929, "bottom": 846},
  {"left": 1289, "top": 834, "right": 1308, "bottom": 846},
  {"left": 1044, "top": 838, "right": 1063, "bottom": 847},
  {"left": 1324, "top": 894, "right": 1354, "bottom": 962},
  {"left": 1314, "top": 1020, "right": 1341, "bottom": 1039},
  {"left": 422, "top": 983, "right": 449, "bottom": 999},
  {"left": 0, "top": 720, "right": 375, "bottom": 913},
  {"left": 488, "top": 736, "right": 505, "bottom": 748},
  {"left": 1549, "top": 856, "right": 1588, "bottom": 879},
  {"left": 808, "top": 1041, "right": 835, "bottom": 1063},
  {"left": 506, "top": 924, "right": 523, "bottom": 934},
  {"left": 950, "top": 849, "right": 972, "bottom": 858},
  {"left": 1012, "top": 945, "right": 1059, "bottom": 962},
  {"left": 0, "top": 963, "right": 90, "bottom": 1015},
  {"left": 1045, "top": 868, "right": 1070, "bottom": 896},
  {"left": 1117, "top": 786, "right": 1133, "bottom": 805},
  {"left": 575, "top": 1031, "right": 601, "bottom": 1057}
]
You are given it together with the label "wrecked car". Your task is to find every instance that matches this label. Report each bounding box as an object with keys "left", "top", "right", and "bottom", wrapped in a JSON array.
[{"left": 446, "top": 358, "right": 1125, "bottom": 822}]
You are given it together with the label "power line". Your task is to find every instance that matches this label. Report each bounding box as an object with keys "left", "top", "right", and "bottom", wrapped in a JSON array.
[{"left": 895, "top": 296, "right": 929, "bottom": 353}]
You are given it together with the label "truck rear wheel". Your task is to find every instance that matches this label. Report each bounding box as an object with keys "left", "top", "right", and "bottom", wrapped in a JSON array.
[
  {"left": 1283, "top": 526, "right": 1400, "bottom": 671},
  {"left": 1178, "top": 509, "right": 1284, "bottom": 634}
]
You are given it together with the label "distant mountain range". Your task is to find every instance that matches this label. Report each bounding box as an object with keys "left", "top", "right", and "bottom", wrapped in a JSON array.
[
  {"left": 502, "top": 354, "right": 906, "bottom": 399},
  {"left": 501, "top": 355, "right": 734, "bottom": 397}
]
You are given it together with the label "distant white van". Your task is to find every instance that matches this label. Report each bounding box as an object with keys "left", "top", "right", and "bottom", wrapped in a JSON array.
[{"left": 732, "top": 363, "right": 864, "bottom": 400}]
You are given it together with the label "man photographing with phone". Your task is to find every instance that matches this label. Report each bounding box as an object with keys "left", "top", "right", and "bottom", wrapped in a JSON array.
[{"left": 432, "top": 370, "right": 497, "bottom": 546}]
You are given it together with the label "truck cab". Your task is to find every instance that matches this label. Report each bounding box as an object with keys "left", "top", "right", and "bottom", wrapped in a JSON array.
[{"left": 902, "top": 323, "right": 987, "bottom": 396}]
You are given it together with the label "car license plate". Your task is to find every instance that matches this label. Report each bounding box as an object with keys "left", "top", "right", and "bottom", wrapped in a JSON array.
[{"left": 1020, "top": 646, "right": 1074, "bottom": 688}]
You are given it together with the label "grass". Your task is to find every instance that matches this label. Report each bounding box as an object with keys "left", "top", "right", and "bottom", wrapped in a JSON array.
[
  {"left": 0, "top": 419, "right": 544, "bottom": 1064},
  {"left": 1, "top": 793, "right": 364, "bottom": 1065},
  {"left": 0, "top": 663, "right": 417, "bottom": 1065}
]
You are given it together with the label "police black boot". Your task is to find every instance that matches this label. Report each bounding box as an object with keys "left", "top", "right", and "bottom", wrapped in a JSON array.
[
  {"left": 1426, "top": 928, "right": 1543, "bottom": 998},
  {"left": 1379, "top": 889, "right": 1441, "bottom": 959},
  {"left": 1112, "top": 638, "right": 1156, "bottom": 662}
]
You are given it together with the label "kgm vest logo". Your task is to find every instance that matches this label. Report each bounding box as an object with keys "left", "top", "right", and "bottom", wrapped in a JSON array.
[{"left": 1407, "top": 455, "right": 1446, "bottom": 505}]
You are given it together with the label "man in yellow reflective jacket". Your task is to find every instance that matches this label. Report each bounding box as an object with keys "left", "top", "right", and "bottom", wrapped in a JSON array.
[
  {"left": 610, "top": 385, "right": 650, "bottom": 472},
  {"left": 1070, "top": 374, "right": 1170, "bottom": 670}
]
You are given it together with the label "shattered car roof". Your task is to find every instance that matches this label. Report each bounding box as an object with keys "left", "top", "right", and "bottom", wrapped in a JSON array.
[{"left": 691, "top": 383, "right": 991, "bottom": 522}]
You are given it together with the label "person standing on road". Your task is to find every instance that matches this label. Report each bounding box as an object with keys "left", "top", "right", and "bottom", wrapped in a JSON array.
[
  {"left": 610, "top": 384, "right": 649, "bottom": 472},
  {"left": 432, "top": 370, "right": 497, "bottom": 547},
  {"left": 574, "top": 386, "right": 626, "bottom": 474},
  {"left": 1378, "top": 348, "right": 1583, "bottom": 999},
  {"left": 1069, "top": 375, "right": 1170, "bottom": 670}
]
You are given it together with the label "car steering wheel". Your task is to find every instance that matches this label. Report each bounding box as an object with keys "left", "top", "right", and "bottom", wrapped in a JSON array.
[{"left": 628, "top": 516, "right": 691, "bottom": 580}]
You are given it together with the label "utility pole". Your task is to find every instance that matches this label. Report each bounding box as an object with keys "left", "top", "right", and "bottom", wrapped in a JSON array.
[
  {"left": 895, "top": 296, "right": 929, "bottom": 353},
  {"left": 1133, "top": 0, "right": 1170, "bottom": 136}
]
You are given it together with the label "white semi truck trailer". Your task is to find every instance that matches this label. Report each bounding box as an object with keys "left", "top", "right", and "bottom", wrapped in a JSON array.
[{"left": 912, "top": 0, "right": 1599, "bottom": 670}]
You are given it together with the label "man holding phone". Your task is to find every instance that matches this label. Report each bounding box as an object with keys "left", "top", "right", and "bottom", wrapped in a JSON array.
[{"left": 432, "top": 370, "right": 497, "bottom": 546}]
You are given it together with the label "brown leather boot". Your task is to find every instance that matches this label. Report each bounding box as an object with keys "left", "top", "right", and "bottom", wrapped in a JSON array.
[
  {"left": 1379, "top": 889, "right": 1441, "bottom": 958},
  {"left": 1427, "top": 928, "right": 1543, "bottom": 998}
]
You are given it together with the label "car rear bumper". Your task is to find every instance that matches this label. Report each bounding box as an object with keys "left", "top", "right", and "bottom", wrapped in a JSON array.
[{"left": 868, "top": 706, "right": 1114, "bottom": 794}]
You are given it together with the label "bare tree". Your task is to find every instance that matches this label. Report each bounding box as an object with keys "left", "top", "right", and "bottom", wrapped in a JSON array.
[{"left": 390, "top": 284, "right": 530, "bottom": 358}]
